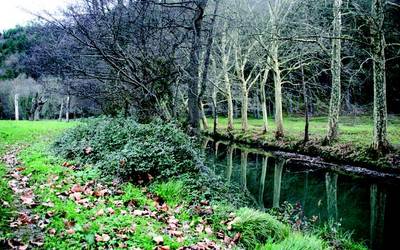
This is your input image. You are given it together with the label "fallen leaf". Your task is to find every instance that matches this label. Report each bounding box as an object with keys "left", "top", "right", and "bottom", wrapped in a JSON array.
[
  {"left": 70, "top": 184, "right": 83, "bottom": 193},
  {"left": 153, "top": 235, "right": 164, "bottom": 245},
  {"left": 107, "top": 207, "right": 115, "bottom": 214},
  {"left": 96, "top": 209, "right": 104, "bottom": 217},
  {"left": 205, "top": 226, "right": 213, "bottom": 235}
]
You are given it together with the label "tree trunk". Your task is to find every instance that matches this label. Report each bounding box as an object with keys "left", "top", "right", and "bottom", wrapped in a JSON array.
[
  {"left": 14, "top": 94, "right": 19, "bottom": 121},
  {"left": 29, "top": 93, "right": 38, "bottom": 121},
  {"left": 211, "top": 79, "right": 218, "bottom": 135},
  {"left": 66, "top": 95, "right": 70, "bottom": 122},
  {"left": 187, "top": 0, "right": 208, "bottom": 135},
  {"left": 241, "top": 88, "right": 249, "bottom": 131},
  {"left": 302, "top": 64, "right": 309, "bottom": 142},
  {"left": 59, "top": 98, "right": 64, "bottom": 121},
  {"left": 221, "top": 29, "right": 234, "bottom": 131},
  {"left": 200, "top": 101, "right": 209, "bottom": 130},
  {"left": 371, "top": 0, "right": 388, "bottom": 151},
  {"left": 260, "top": 68, "right": 270, "bottom": 133},
  {"left": 199, "top": 0, "right": 219, "bottom": 107},
  {"left": 271, "top": 39, "right": 284, "bottom": 138},
  {"left": 326, "top": 0, "right": 342, "bottom": 143}
]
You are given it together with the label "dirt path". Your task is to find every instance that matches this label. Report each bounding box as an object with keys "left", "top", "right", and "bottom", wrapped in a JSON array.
[{"left": 2, "top": 147, "right": 45, "bottom": 249}]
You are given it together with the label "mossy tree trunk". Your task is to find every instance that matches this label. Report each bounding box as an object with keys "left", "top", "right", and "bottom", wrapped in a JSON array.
[
  {"left": 200, "top": 101, "right": 209, "bottom": 130},
  {"left": 371, "top": 0, "right": 388, "bottom": 151},
  {"left": 221, "top": 29, "right": 234, "bottom": 131},
  {"left": 187, "top": 0, "right": 208, "bottom": 135},
  {"left": 302, "top": 63, "right": 309, "bottom": 142},
  {"left": 271, "top": 36, "right": 284, "bottom": 139},
  {"left": 326, "top": 0, "right": 342, "bottom": 143}
]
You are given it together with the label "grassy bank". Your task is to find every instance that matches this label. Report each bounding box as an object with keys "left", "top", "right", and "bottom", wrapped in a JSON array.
[
  {"left": 206, "top": 116, "right": 400, "bottom": 169},
  {"left": 0, "top": 119, "right": 366, "bottom": 249}
]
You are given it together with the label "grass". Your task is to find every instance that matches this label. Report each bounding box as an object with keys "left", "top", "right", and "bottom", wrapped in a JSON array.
[
  {"left": 258, "top": 233, "right": 327, "bottom": 250},
  {"left": 231, "top": 207, "right": 290, "bottom": 249},
  {"left": 0, "top": 120, "right": 77, "bottom": 154},
  {"left": 208, "top": 115, "right": 400, "bottom": 147},
  {"left": 150, "top": 180, "right": 187, "bottom": 207},
  {"left": 0, "top": 120, "right": 77, "bottom": 242}
]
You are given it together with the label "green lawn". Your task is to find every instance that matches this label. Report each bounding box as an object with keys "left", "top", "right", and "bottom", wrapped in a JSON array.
[
  {"left": 0, "top": 120, "right": 77, "bottom": 154},
  {"left": 207, "top": 116, "right": 400, "bottom": 148}
]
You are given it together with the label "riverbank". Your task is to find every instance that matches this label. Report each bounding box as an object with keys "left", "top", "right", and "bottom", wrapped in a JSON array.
[
  {"left": 205, "top": 116, "right": 400, "bottom": 171},
  {"left": 0, "top": 119, "right": 366, "bottom": 249}
]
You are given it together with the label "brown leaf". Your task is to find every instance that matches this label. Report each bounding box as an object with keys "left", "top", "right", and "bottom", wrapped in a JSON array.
[
  {"left": 93, "top": 189, "right": 108, "bottom": 197},
  {"left": 69, "top": 192, "right": 82, "bottom": 201},
  {"left": 95, "top": 233, "right": 110, "bottom": 242},
  {"left": 195, "top": 224, "right": 204, "bottom": 233},
  {"left": 70, "top": 184, "right": 83, "bottom": 193},
  {"left": 205, "top": 226, "right": 213, "bottom": 235},
  {"left": 95, "top": 209, "right": 104, "bottom": 217},
  {"left": 170, "top": 230, "right": 183, "bottom": 237},
  {"left": 231, "top": 232, "right": 241, "bottom": 244},
  {"left": 107, "top": 207, "right": 115, "bottom": 214},
  {"left": 153, "top": 235, "right": 164, "bottom": 245}
]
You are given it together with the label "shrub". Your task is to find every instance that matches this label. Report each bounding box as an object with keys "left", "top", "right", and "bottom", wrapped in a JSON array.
[
  {"left": 53, "top": 117, "right": 203, "bottom": 181},
  {"left": 231, "top": 208, "right": 290, "bottom": 249}
]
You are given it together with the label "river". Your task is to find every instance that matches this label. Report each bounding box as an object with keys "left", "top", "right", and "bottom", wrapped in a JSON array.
[{"left": 204, "top": 140, "right": 400, "bottom": 250}]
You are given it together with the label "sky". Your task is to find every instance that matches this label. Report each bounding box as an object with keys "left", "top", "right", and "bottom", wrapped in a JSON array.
[{"left": 0, "top": 0, "right": 75, "bottom": 32}]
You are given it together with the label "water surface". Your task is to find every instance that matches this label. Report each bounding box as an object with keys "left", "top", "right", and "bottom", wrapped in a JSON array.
[{"left": 204, "top": 140, "right": 400, "bottom": 249}]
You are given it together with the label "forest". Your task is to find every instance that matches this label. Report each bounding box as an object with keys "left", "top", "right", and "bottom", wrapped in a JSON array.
[{"left": 0, "top": 0, "right": 399, "bottom": 249}]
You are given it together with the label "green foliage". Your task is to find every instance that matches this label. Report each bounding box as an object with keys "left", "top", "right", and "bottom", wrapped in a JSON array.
[
  {"left": 120, "top": 183, "right": 148, "bottom": 206},
  {"left": 258, "top": 233, "right": 327, "bottom": 250},
  {"left": 53, "top": 117, "right": 202, "bottom": 181},
  {"left": 231, "top": 208, "right": 290, "bottom": 249},
  {"left": 314, "top": 222, "right": 368, "bottom": 250},
  {"left": 0, "top": 26, "right": 30, "bottom": 79},
  {"left": 150, "top": 180, "right": 187, "bottom": 207}
]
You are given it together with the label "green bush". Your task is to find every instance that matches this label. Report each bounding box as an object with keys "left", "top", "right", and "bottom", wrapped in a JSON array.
[
  {"left": 53, "top": 118, "right": 202, "bottom": 181},
  {"left": 231, "top": 208, "right": 290, "bottom": 249}
]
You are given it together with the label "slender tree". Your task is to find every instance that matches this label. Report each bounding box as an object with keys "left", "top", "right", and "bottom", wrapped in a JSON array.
[
  {"left": 326, "top": 0, "right": 343, "bottom": 143},
  {"left": 371, "top": 0, "right": 389, "bottom": 151}
]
